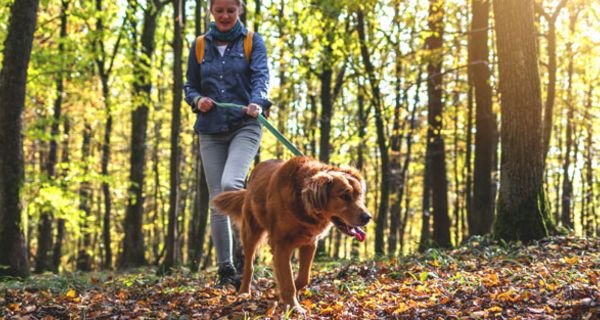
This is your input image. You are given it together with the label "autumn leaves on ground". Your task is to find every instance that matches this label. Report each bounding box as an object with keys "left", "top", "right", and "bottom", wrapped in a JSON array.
[{"left": 1, "top": 236, "right": 598, "bottom": 319}]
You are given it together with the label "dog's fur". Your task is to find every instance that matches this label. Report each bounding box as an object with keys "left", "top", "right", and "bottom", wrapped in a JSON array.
[{"left": 212, "top": 156, "right": 371, "bottom": 311}]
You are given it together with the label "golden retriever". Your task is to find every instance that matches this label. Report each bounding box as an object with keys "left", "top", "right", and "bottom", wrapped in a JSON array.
[{"left": 212, "top": 156, "right": 371, "bottom": 312}]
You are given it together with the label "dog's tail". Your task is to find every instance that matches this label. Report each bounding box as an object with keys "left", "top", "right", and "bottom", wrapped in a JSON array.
[{"left": 211, "top": 190, "right": 246, "bottom": 224}]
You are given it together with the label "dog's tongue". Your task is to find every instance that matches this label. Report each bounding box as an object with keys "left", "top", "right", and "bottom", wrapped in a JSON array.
[{"left": 349, "top": 227, "right": 366, "bottom": 242}]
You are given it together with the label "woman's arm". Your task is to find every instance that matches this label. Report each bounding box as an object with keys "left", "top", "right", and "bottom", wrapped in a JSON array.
[
  {"left": 184, "top": 40, "right": 203, "bottom": 113},
  {"left": 248, "top": 33, "right": 272, "bottom": 110}
]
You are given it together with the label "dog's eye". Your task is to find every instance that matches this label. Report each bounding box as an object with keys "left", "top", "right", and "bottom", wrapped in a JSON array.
[{"left": 341, "top": 192, "right": 352, "bottom": 202}]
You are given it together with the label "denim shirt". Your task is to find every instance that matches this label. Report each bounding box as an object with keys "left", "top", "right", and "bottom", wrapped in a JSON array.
[{"left": 184, "top": 26, "right": 272, "bottom": 134}]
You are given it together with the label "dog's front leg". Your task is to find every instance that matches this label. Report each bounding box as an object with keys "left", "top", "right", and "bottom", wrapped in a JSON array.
[
  {"left": 295, "top": 242, "right": 317, "bottom": 293},
  {"left": 239, "top": 229, "right": 264, "bottom": 295},
  {"left": 273, "top": 243, "right": 304, "bottom": 312}
]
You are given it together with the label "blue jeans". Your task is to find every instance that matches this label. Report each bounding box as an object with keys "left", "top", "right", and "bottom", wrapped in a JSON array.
[{"left": 199, "top": 121, "right": 262, "bottom": 267}]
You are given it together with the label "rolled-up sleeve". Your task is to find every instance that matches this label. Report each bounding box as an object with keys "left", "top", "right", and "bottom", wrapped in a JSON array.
[
  {"left": 248, "top": 33, "right": 272, "bottom": 109},
  {"left": 184, "top": 40, "right": 202, "bottom": 113}
]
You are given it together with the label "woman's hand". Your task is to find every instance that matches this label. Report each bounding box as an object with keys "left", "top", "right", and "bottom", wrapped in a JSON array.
[
  {"left": 244, "top": 103, "right": 262, "bottom": 118},
  {"left": 197, "top": 97, "right": 215, "bottom": 113}
]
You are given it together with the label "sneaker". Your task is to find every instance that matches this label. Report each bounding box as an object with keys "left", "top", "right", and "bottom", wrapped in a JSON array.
[{"left": 217, "top": 263, "right": 241, "bottom": 290}]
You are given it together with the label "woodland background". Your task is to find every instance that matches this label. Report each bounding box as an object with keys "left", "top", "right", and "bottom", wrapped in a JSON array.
[{"left": 0, "top": 0, "right": 599, "bottom": 277}]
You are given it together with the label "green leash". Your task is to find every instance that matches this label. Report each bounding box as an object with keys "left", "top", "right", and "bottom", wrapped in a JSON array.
[{"left": 214, "top": 102, "right": 304, "bottom": 157}]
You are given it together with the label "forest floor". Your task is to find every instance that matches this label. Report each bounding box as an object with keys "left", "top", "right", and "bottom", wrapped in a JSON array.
[{"left": 1, "top": 236, "right": 598, "bottom": 319}]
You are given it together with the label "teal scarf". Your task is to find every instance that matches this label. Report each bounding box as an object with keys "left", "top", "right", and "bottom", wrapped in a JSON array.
[{"left": 210, "top": 20, "right": 243, "bottom": 42}]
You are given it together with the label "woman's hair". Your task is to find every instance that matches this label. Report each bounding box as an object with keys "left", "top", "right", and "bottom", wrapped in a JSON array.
[{"left": 208, "top": 0, "right": 246, "bottom": 12}]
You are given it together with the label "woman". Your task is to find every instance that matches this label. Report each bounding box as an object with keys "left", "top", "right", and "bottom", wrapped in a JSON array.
[{"left": 184, "top": 0, "right": 271, "bottom": 287}]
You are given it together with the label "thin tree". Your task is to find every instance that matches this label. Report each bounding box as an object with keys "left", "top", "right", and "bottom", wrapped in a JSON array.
[
  {"left": 535, "top": 0, "right": 568, "bottom": 162},
  {"left": 50, "top": 0, "right": 70, "bottom": 273},
  {"left": 314, "top": 2, "right": 347, "bottom": 257},
  {"left": 560, "top": 7, "right": 581, "bottom": 229},
  {"left": 0, "top": 0, "right": 40, "bottom": 277},
  {"left": 76, "top": 122, "right": 93, "bottom": 271},
  {"left": 161, "top": 0, "right": 186, "bottom": 273},
  {"left": 188, "top": 0, "right": 210, "bottom": 272},
  {"left": 387, "top": 0, "right": 405, "bottom": 256},
  {"left": 94, "top": 0, "right": 124, "bottom": 270},
  {"left": 582, "top": 83, "right": 595, "bottom": 237},
  {"left": 356, "top": 9, "right": 391, "bottom": 256},
  {"left": 120, "top": 0, "right": 168, "bottom": 268},
  {"left": 468, "top": 0, "right": 497, "bottom": 236},
  {"left": 492, "top": 0, "right": 555, "bottom": 241},
  {"left": 422, "top": 0, "right": 451, "bottom": 249}
]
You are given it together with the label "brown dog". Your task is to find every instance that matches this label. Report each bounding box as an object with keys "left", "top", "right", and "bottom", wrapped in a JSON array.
[{"left": 212, "top": 156, "right": 371, "bottom": 312}]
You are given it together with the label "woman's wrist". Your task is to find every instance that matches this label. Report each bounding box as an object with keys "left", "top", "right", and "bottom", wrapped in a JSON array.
[{"left": 192, "top": 96, "right": 202, "bottom": 112}]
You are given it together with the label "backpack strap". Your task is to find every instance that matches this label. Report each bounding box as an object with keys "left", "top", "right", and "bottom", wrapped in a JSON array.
[
  {"left": 243, "top": 30, "right": 254, "bottom": 63},
  {"left": 195, "top": 35, "right": 205, "bottom": 64},
  {"left": 195, "top": 31, "right": 254, "bottom": 64}
]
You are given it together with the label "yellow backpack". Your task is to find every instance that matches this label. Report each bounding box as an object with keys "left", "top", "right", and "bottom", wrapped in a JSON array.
[{"left": 195, "top": 31, "right": 254, "bottom": 64}]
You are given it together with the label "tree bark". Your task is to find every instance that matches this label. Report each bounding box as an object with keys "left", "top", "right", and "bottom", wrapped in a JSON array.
[
  {"left": 49, "top": 0, "right": 70, "bottom": 273},
  {"left": 94, "top": 0, "right": 123, "bottom": 270},
  {"left": 583, "top": 84, "right": 595, "bottom": 237},
  {"left": 536, "top": 0, "right": 568, "bottom": 163},
  {"left": 76, "top": 122, "right": 93, "bottom": 271},
  {"left": 468, "top": 0, "right": 497, "bottom": 236},
  {"left": 351, "top": 79, "right": 367, "bottom": 259},
  {"left": 388, "top": 2, "right": 404, "bottom": 256},
  {"left": 492, "top": 0, "right": 554, "bottom": 241},
  {"left": 424, "top": 0, "right": 451, "bottom": 248},
  {"left": 188, "top": 0, "right": 210, "bottom": 272},
  {"left": 161, "top": 0, "right": 185, "bottom": 273},
  {"left": 560, "top": 8, "right": 579, "bottom": 230},
  {"left": 0, "top": 0, "right": 39, "bottom": 277},
  {"left": 275, "top": 1, "right": 286, "bottom": 159},
  {"left": 356, "top": 9, "right": 390, "bottom": 256},
  {"left": 120, "top": 0, "right": 165, "bottom": 268}
]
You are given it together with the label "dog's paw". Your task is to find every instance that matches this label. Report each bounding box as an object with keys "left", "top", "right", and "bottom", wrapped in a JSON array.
[
  {"left": 294, "top": 304, "right": 307, "bottom": 315},
  {"left": 282, "top": 302, "right": 307, "bottom": 316},
  {"left": 238, "top": 292, "right": 251, "bottom": 300},
  {"left": 285, "top": 304, "right": 308, "bottom": 316}
]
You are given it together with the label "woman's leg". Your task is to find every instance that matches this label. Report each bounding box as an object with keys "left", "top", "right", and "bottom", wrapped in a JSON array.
[
  {"left": 221, "top": 123, "right": 263, "bottom": 192},
  {"left": 198, "top": 133, "right": 234, "bottom": 267}
]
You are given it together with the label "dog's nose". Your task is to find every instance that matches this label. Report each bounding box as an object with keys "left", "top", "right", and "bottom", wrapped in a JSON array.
[{"left": 360, "top": 212, "right": 372, "bottom": 224}]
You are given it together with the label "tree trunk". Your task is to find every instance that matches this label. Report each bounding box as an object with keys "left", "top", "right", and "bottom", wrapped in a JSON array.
[
  {"left": 425, "top": 0, "right": 451, "bottom": 248},
  {"left": 188, "top": 137, "right": 210, "bottom": 271},
  {"left": 249, "top": 3, "right": 260, "bottom": 178},
  {"left": 120, "top": 0, "right": 164, "bottom": 268},
  {"left": 356, "top": 9, "right": 390, "bottom": 256},
  {"left": 319, "top": 66, "right": 333, "bottom": 164},
  {"left": 468, "top": 0, "right": 497, "bottom": 236},
  {"left": 275, "top": 1, "right": 287, "bottom": 159},
  {"left": 161, "top": 0, "right": 185, "bottom": 273},
  {"left": 50, "top": 0, "right": 70, "bottom": 273},
  {"left": 583, "top": 84, "right": 594, "bottom": 237},
  {"left": 352, "top": 80, "right": 367, "bottom": 259},
  {"left": 464, "top": 84, "right": 474, "bottom": 239},
  {"left": 492, "top": 0, "right": 554, "bottom": 241},
  {"left": 560, "top": 8, "right": 579, "bottom": 230},
  {"left": 388, "top": 4, "right": 404, "bottom": 255},
  {"left": 399, "top": 69, "right": 422, "bottom": 255},
  {"left": 94, "top": 0, "right": 122, "bottom": 270},
  {"left": 0, "top": 0, "right": 39, "bottom": 278},
  {"left": 536, "top": 0, "right": 568, "bottom": 162},
  {"left": 308, "top": 89, "right": 317, "bottom": 158},
  {"left": 75, "top": 122, "right": 92, "bottom": 271}
]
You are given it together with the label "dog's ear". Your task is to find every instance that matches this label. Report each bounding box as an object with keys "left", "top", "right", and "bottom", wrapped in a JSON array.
[
  {"left": 339, "top": 165, "right": 367, "bottom": 193},
  {"left": 301, "top": 172, "right": 333, "bottom": 213}
]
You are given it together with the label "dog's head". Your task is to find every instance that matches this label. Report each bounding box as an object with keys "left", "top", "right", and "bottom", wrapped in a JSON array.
[{"left": 301, "top": 167, "right": 371, "bottom": 241}]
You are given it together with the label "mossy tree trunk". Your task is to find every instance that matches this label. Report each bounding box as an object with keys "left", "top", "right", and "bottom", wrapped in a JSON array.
[{"left": 492, "top": 0, "right": 555, "bottom": 241}]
